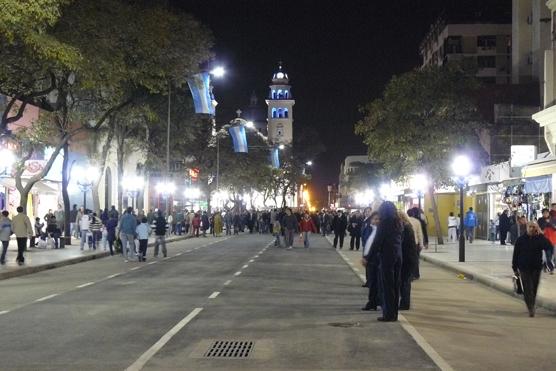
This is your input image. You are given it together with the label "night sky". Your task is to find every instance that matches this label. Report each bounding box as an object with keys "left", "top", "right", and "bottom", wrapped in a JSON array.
[{"left": 175, "top": 0, "right": 511, "bottom": 205}]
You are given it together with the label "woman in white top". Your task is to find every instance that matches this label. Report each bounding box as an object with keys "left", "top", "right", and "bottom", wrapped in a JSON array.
[{"left": 447, "top": 212, "right": 458, "bottom": 242}]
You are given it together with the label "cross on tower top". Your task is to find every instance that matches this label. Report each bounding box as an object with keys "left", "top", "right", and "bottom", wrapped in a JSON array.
[{"left": 236, "top": 109, "right": 242, "bottom": 117}]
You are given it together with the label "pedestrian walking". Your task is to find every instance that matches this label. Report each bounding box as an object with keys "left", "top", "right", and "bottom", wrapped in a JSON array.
[
  {"left": 332, "top": 210, "right": 347, "bottom": 249},
  {"left": 399, "top": 211, "right": 419, "bottom": 310},
  {"left": 213, "top": 211, "right": 223, "bottom": 237},
  {"left": 232, "top": 212, "right": 241, "bottom": 235},
  {"left": 299, "top": 212, "right": 317, "bottom": 248},
  {"left": 152, "top": 211, "right": 169, "bottom": 258},
  {"left": 282, "top": 208, "right": 299, "bottom": 249},
  {"left": 447, "top": 212, "right": 458, "bottom": 242},
  {"left": 224, "top": 211, "right": 232, "bottom": 236},
  {"left": 11, "top": 206, "right": 33, "bottom": 265},
  {"left": 105, "top": 214, "right": 118, "bottom": 255},
  {"left": 192, "top": 213, "right": 201, "bottom": 237},
  {"left": 0, "top": 211, "right": 12, "bottom": 265},
  {"left": 512, "top": 222, "right": 552, "bottom": 317},
  {"left": 108, "top": 205, "right": 119, "bottom": 220},
  {"left": 407, "top": 210, "right": 424, "bottom": 280},
  {"left": 69, "top": 204, "right": 78, "bottom": 238},
  {"left": 499, "top": 209, "right": 511, "bottom": 245},
  {"left": 361, "top": 210, "right": 380, "bottom": 311},
  {"left": 136, "top": 217, "right": 151, "bottom": 262},
  {"left": 374, "top": 201, "right": 403, "bottom": 322},
  {"left": 348, "top": 211, "right": 363, "bottom": 251},
  {"left": 538, "top": 209, "right": 556, "bottom": 273},
  {"left": 273, "top": 218, "right": 282, "bottom": 247},
  {"left": 118, "top": 207, "right": 138, "bottom": 262},
  {"left": 89, "top": 213, "right": 103, "bottom": 250},
  {"left": 463, "top": 207, "right": 478, "bottom": 243},
  {"left": 201, "top": 211, "right": 210, "bottom": 237},
  {"left": 79, "top": 210, "right": 91, "bottom": 250}
]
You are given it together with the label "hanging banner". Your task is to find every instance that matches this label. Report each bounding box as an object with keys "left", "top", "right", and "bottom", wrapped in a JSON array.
[
  {"left": 229, "top": 125, "right": 248, "bottom": 153},
  {"left": 187, "top": 72, "right": 215, "bottom": 115},
  {"left": 271, "top": 147, "right": 280, "bottom": 168}
]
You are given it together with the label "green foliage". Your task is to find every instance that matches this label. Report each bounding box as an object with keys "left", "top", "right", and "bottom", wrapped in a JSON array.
[{"left": 355, "top": 65, "right": 487, "bottom": 185}]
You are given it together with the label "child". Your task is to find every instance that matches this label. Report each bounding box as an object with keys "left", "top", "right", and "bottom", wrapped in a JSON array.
[
  {"left": 273, "top": 219, "right": 282, "bottom": 247},
  {"left": 135, "top": 217, "right": 151, "bottom": 262}
]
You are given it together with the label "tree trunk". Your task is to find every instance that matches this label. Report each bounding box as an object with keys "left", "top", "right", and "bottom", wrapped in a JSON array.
[
  {"left": 429, "top": 184, "right": 444, "bottom": 245},
  {"left": 61, "top": 141, "right": 71, "bottom": 244},
  {"left": 92, "top": 123, "right": 115, "bottom": 212},
  {"left": 115, "top": 123, "right": 126, "bottom": 212}
]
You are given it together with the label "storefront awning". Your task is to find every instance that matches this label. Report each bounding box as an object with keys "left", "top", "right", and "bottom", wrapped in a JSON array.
[
  {"left": 524, "top": 176, "right": 552, "bottom": 194},
  {"left": 522, "top": 159, "right": 556, "bottom": 178},
  {"left": 0, "top": 178, "right": 59, "bottom": 194}
]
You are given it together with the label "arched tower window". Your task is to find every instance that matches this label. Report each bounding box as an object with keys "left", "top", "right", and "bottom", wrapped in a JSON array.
[
  {"left": 272, "top": 108, "right": 277, "bottom": 118},
  {"left": 277, "top": 108, "right": 284, "bottom": 118},
  {"left": 284, "top": 90, "right": 289, "bottom": 98},
  {"left": 272, "top": 90, "right": 277, "bottom": 99},
  {"left": 277, "top": 89, "right": 283, "bottom": 99},
  {"left": 284, "top": 108, "right": 289, "bottom": 118}
]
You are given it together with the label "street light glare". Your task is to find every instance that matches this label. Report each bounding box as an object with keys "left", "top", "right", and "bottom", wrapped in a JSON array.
[
  {"left": 0, "top": 149, "right": 15, "bottom": 167},
  {"left": 245, "top": 121, "right": 254, "bottom": 128},
  {"left": 278, "top": 144, "right": 285, "bottom": 150},
  {"left": 210, "top": 66, "right": 225, "bottom": 78},
  {"left": 306, "top": 161, "right": 313, "bottom": 166},
  {"left": 452, "top": 155, "right": 472, "bottom": 177}
]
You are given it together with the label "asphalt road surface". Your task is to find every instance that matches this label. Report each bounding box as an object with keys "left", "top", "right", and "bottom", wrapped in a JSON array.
[{"left": 0, "top": 234, "right": 437, "bottom": 371}]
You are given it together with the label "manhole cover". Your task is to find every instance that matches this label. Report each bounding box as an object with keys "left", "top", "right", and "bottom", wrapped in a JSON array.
[
  {"left": 204, "top": 340, "right": 254, "bottom": 358},
  {"left": 328, "top": 322, "right": 361, "bottom": 328}
]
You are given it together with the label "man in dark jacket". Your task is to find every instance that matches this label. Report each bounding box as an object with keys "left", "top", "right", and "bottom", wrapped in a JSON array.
[
  {"left": 201, "top": 211, "right": 210, "bottom": 237},
  {"left": 499, "top": 209, "right": 511, "bottom": 245},
  {"left": 400, "top": 214, "right": 419, "bottom": 310},
  {"left": 332, "top": 211, "right": 347, "bottom": 249},
  {"left": 151, "top": 211, "right": 169, "bottom": 257},
  {"left": 348, "top": 211, "right": 363, "bottom": 251},
  {"left": 282, "top": 208, "right": 299, "bottom": 249}
]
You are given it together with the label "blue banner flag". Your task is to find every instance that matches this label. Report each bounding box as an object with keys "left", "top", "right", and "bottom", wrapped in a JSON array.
[
  {"left": 187, "top": 72, "right": 215, "bottom": 115},
  {"left": 271, "top": 147, "right": 280, "bottom": 168},
  {"left": 229, "top": 125, "right": 248, "bottom": 153}
]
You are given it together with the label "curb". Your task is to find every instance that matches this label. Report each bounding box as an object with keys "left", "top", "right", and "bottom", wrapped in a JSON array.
[
  {"left": 0, "top": 235, "right": 192, "bottom": 281},
  {"left": 420, "top": 253, "right": 556, "bottom": 312}
]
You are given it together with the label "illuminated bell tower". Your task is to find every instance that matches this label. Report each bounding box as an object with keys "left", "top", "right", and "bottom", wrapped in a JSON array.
[{"left": 266, "top": 62, "right": 295, "bottom": 145}]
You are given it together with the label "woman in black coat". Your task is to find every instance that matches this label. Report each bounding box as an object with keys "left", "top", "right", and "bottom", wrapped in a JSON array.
[
  {"left": 399, "top": 211, "right": 419, "bottom": 310},
  {"left": 499, "top": 210, "right": 511, "bottom": 245},
  {"left": 373, "top": 201, "right": 403, "bottom": 322},
  {"left": 512, "top": 221, "right": 552, "bottom": 317}
]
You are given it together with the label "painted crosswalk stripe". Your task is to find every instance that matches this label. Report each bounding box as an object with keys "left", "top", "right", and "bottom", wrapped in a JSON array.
[
  {"left": 148, "top": 261, "right": 157, "bottom": 265},
  {"left": 234, "top": 271, "right": 242, "bottom": 276},
  {"left": 107, "top": 273, "right": 120, "bottom": 279},
  {"left": 126, "top": 308, "right": 203, "bottom": 371},
  {"left": 242, "top": 264, "right": 249, "bottom": 269},
  {"left": 76, "top": 282, "right": 95, "bottom": 288},
  {"left": 130, "top": 266, "right": 141, "bottom": 271},
  {"left": 208, "top": 292, "right": 220, "bottom": 299},
  {"left": 224, "top": 280, "right": 232, "bottom": 286},
  {"left": 35, "top": 294, "right": 58, "bottom": 302},
  {"left": 249, "top": 259, "right": 254, "bottom": 263},
  {"left": 0, "top": 310, "right": 9, "bottom": 315}
]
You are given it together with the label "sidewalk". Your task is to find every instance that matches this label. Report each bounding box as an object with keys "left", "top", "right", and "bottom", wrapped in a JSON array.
[{"left": 0, "top": 234, "right": 192, "bottom": 280}]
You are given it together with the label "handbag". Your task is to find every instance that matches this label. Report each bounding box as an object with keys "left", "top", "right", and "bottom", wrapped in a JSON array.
[{"left": 513, "top": 274, "right": 523, "bottom": 295}]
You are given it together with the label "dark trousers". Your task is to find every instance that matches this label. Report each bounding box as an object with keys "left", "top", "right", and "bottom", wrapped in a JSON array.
[
  {"left": 365, "top": 262, "right": 380, "bottom": 308},
  {"left": 545, "top": 246, "right": 555, "bottom": 272},
  {"left": 333, "top": 232, "right": 344, "bottom": 248},
  {"left": 500, "top": 229, "right": 507, "bottom": 245},
  {"left": 0, "top": 240, "right": 8, "bottom": 263},
  {"left": 379, "top": 258, "right": 402, "bottom": 320},
  {"left": 520, "top": 269, "right": 541, "bottom": 314},
  {"left": 16, "top": 237, "right": 27, "bottom": 263},
  {"left": 350, "top": 235, "right": 361, "bottom": 250},
  {"left": 399, "top": 268, "right": 412, "bottom": 309},
  {"left": 107, "top": 238, "right": 115, "bottom": 255},
  {"left": 138, "top": 239, "right": 148, "bottom": 260}
]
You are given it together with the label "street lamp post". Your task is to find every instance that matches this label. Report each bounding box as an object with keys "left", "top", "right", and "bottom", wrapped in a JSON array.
[
  {"left": 452, "top": 155, "right": 472, "bottom": 263},
  {"left": 122, "top": 176, "right": 144, "bottom": 211},
  {"left": 73, "top": 166, "right": 98, "bottom": 211},
  {"left": 411, "top": 174, "right": 428, "bottom": 210},
  {"left": 156, "top": 181, "right": 176, "bottom": 214},
  {"left": 327, "top": 184, "right": 333, "bottom": 209}
]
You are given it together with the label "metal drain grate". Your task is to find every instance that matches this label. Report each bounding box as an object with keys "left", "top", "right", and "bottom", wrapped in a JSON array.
[{"left": 204, "top": 340, "right": 254, "bottom": 358}]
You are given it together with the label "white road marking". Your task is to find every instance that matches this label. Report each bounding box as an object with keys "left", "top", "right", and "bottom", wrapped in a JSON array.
[
  {"left": 76, "top": 282, "right": 95, "bottom": 288},
  {"left": 163, "top": 257, "right": 171, "bottom": 260},
  {"left": 234, "top": 271, "right": 242, "bottom": 276},
  {"left": 254, "top": 255, "right": 259, "bottom": 258},
  {"left": 148, "top": 261, "right": 157, "bottom": 265},
  {"left": 208, "top": 291, "right": 220, "bottom": 299},
  {"left": 126, "top": 308, "right": 203, "bottom": 371},
  {"left": 0, "top": 310, "right": 9, "bottom": 315},
  {"left": 242, "top": 264, "right": 249, "bottom": 269},
  {"left": 249, "top": 259, "right": 255, "bottom": 263},
  {"left": 35, "top": 294, "right": 58, "bottom": 302},
  {"left": 107, "top": 273, "right": 121, "bottom": 279},
  {"left": 224, "top": 280, "right": 232, "bottom": 286},
  {"left": 176, "top": 252, "right": 183, "bottom": 256},
  {"left": 130, "top": 267, "right": 141, "bottom": 271}
]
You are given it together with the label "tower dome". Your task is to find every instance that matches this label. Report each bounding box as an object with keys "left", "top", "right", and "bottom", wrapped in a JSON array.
[{"left": 272, "top": 62, "right": 289, "bottom": 83}]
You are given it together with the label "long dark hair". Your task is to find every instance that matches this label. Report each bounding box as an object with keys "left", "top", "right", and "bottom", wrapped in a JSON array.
[{"left": 378, "top": 201, "right": 403, "bottom": 232}]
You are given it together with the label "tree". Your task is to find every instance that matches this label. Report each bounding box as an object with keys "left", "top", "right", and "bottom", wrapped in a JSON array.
[{"left": 355, "top": 65, "right": 488, "bottom": 244}]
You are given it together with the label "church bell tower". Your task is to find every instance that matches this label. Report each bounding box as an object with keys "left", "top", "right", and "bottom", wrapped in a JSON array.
[{"left": 266, "top": 62, "right": 295, "bottom": 145}]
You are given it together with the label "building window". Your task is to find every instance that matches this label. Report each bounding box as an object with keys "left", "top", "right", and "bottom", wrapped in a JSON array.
[
  {"left": 277, "top": 89, "right": 283, "bottom": 99},
  {"left": 444, "top": 36, "right": 462, "bottom": 54},
  {"left": 272, "top": 108, "right": 277, "bottom": 118},
  {"left": 477, "top": 35, "right": 496, "bottom": 49},
  {"left": 277, "top": 108, "right": 284, "bottom": 118},
  {"left": 284, "top": 108, "right": 289, "bottom": 118},
  {"left": 272, "top": 90, "right": 277, "bottom": 99},
  {"left": 284, "top": 90, "right": 289, "bottom": 98},
  {"left": 477, "top": 56, "right": 496, "bottom": 68}
]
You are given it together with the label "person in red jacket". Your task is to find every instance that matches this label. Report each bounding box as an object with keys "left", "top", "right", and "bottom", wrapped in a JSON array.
[{"left": 299, "top": 212, "right": 317, "bottom": 248}]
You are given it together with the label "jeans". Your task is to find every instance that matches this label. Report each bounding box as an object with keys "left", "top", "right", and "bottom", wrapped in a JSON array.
[
  {"left": 16, "top": 237, "right": 27, "bottom": 263},
  {"left": 303, "top": 231, "right": 310, "bottom": 248},
  {"left": 49, "top": 232, "right": 60, "bottom": 249},
  {"left": 80, "top": 230, "right": 89, "bottom": 250},
  {"left": 274, "top": 233, "right": 281, "bottom": 247},
  {"left": 91, "top": 231, "right": 102, "bottom": 250},
  {"left": 0, "top": 240, "right": 8, "bottom": 263},
  {"left": 284, "top": 228, "right": 295, "bottom": 247},
  {"left": 120, "top": 233, "right": 136, "bottom": 260},
  {"left": 154, "top": 235, "right": 167, "bottom": 257},
  {"left": 176, "top": 223, "right": 183, "bottom": 235},
  {"left": 519, "top": 269, "right": 541, "bottom": 315},
  {"left": 545, "top": 246, "right": 555, "bottom": 272},
  {"left": 465, "top": 227, "right": 474, "bottom": 243},
  {"left": 70, "top": 222, "right": 76, "bottom": 238},
  {"left": 138, "top": 239, "right": 148, "bottom": 260},
  {"left": 448, "top": 227, "right": 457, "bottom": 242}
]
